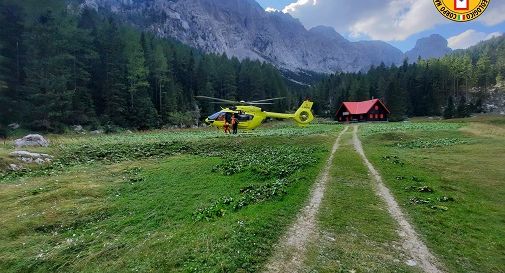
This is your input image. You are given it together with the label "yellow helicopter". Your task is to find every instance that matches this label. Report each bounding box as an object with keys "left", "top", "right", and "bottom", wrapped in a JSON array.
[{"left": 196, "top": 96, "right": 315, "bottom": 130}]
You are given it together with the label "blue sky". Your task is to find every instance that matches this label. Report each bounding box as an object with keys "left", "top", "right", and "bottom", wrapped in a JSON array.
[
  {"left": 256, "top": 0, "right": 293, "bottom": 9},
  {"left": 255, "top": 0, "right": 505, "bottom": 52}
]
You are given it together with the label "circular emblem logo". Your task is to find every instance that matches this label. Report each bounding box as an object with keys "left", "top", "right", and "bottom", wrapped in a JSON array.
[{"left": 433, "top": 0, "right": 491, "bottom": 22}]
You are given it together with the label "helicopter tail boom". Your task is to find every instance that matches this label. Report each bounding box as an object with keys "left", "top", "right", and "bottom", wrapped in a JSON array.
[
  {"left": 263, "top": 112, "right": 295, "bottom": 119},
  {"left": 263, "top": 100, "right": 314, "bottom": 126}
]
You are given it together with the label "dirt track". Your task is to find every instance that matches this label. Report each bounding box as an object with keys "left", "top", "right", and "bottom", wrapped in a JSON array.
[
  {"left": 263, "top": 125, "right": 443, "bottom": 273},
  {"left": 262, "top": 126, "right": 349, "bottom": 273},
  {"left": 352, "top": 125, "right": 444, "bottom": 273}
]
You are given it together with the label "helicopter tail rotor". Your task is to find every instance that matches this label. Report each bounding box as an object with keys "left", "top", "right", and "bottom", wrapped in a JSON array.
[{"left": 293, "top": 100, "right": 314, "bottom": 127}]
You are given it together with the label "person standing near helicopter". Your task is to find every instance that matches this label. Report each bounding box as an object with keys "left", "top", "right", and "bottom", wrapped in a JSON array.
[
  {"left": 223, "top": 113, "right": 232, "bottom": 134},
  {"left": 231, "top": 113, "right": 239, "bottom": 135}
]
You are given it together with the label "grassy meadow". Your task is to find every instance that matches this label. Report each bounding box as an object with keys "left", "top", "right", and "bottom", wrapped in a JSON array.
[
  {"left": 1, "top": 117, "right": 504, "bottom": 272},
  {"left": 0, "top": 124, "right": 339, "bottom": 272},
  {"left": 360, "top": 118, "right": 505, "bottom": 273}
]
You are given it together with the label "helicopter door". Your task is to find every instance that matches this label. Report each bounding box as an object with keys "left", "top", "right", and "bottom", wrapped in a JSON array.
[
  {"left": 238, "top": 114, "right": 254, "bottom": 121},
  {"left": 225, "top": 113, "right": 232, "bottom": 123}
]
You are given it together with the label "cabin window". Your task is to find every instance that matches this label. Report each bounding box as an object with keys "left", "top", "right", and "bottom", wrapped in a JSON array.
[
  {"left": 369, "top": 114, "right": 373, "bottom": 119},
  {"left": 375, "top": 114, "right": 378, "bottom": 119},
  {"left": 238, "top": 114, "right": 254, "bottom": 121},
  {"left": 375, "top": 105, "right": 379, "bottom": 110},
  {"left": 380, "top": 114, "right": 384, "bottom": 119}
]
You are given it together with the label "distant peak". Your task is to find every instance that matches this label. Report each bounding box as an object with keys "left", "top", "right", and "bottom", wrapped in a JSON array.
[
  {"left": 406, "top": 34, "right": 452, "bottom": 63},
  {"left": 416, "top": 34, "right": 449, "bottom": 47},
  {"left": 309, "top": 25, "right": 345, "bottom": 41},
  {"left": 428, "top": 33, "right": 445, "bottom": 39}
]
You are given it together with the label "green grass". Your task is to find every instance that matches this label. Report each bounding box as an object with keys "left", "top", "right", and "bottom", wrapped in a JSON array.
[
  {"left": 360, "top": 121, "right": 505, "bottom": 273},
  {"left": 1, "top": 118, "right": 504, "bottom": 272},
  {"left": 0, "top": 124, "right": 341, "bottom": 272},
  {"left": 2, "top": 123, "right": 337, "bottom": 147},
  {"left": 304, "top": 130, "right": 422, "bottom": 273}
]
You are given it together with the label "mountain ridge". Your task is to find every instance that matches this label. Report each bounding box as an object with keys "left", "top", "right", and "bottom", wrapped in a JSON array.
[{"left": 77, "top": 0, "right": 451, "bottom": 74}]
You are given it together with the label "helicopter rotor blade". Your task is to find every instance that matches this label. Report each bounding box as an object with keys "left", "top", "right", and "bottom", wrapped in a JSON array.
[
  {"left": 195, "top": 96, "right": 239, "bottom": 104},
  {"left": 248, "top": 97, "right": 286, "bottom": 103},
  {"left": 209, "top": 102, "right": 238, "bottom": 105},
  {"left": 209, "top": 102, "right": 274, "bottom": 105},
  {"left": 247, "top": 102, "right": 275, "bottom": 105}
]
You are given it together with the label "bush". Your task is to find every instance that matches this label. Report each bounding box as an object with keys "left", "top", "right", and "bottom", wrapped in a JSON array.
[
  {"left": 168, "top": 112, "right": 195, "bottom": 128},
  {"left": 0, "top": 125, "right": 8, "bottom": 144}
]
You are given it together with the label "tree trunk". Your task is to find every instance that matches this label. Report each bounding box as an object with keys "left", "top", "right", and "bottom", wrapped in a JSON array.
[{"left": 159, "top": 82, "right": 162, "bottom": 113}]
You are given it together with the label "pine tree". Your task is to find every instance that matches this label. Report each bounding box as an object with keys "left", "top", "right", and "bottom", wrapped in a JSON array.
[
  {"left": 0, "top": 3, "right": 26, "bottom": 124},
  {"left": 220, "top": 63, "right": 237, "bottom": 100},
  {"left": 249, "top": 62, "right": 264, "bottom": 100},
  {"left": 476, "top": 51, "right": 492, "bottom": 92},
  {"left": 456, "top": 96, "right": 469, "bottom": 118},
  {"left": 66, "top": 17, "right": 98, "bottom": 126},
  {"left": 151, "top": 43, "right": 169, "bottom": 114},
  {"left": 386, "top": 71, "right": 408, "bottom": 121},
  {"left": 443, "top": 96, "right": 455, "bottom": 119},
  {"left": 97, "top": 18, "right": 128, "bottom": 127},
  {"left": 23, "top": 10, "right": 74, "bottom": 131},
  {"left": 124, "top": 30, "right": 158, "bottom": 129}
]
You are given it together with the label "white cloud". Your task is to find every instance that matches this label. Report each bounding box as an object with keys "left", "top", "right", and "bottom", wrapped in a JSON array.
[
  {"left": 478, "top": 1, "right": 505, "bottom": 26},
  {"left": 282, "top": 0, "right": 317, "bottom": 13},
  {"left": 350, "top": 0, "right": 446, "bottom": 41},
  {"left": 280, "top": 0, "right": 445, "bottom": 41},
  {"left": 280, "top": 0, "right": 505, "bottom": 42},
  {"left": 448, "top": 30, "right": 502, "bottom": 49},
  {"left": 265, "top": 7, "right": 279, "bottom": 13}
]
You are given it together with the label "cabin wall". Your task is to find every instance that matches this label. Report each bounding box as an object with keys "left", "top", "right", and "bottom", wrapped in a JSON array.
[
  {"left": 336, "top": 102, "right": 389, "bottom": 122},
  {"left": 366, "top": 103, "right": 389, "bottom": 121}
]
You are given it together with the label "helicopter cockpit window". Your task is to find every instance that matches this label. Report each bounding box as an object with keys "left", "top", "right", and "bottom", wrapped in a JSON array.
[{"left": 208, "top": 112, "right": 225, "bottom": 121}]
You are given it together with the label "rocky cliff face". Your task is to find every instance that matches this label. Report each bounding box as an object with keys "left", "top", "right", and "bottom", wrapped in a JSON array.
[
  {"left": 78, "top": 0, "right": 452, "bottom": 73},
  {"left": 78, "top": 0, "right": 407, "bottom": 73},
  {"left": 405, "top": 34, "right": 452, "bottom": 63}
]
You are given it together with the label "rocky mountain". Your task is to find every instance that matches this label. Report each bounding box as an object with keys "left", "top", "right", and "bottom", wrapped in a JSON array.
[
  {"left": 77, "top": 0, "right": 450, "bottom": 74},
  {"left": 405, "top": 34, "right": 452, "bottom": 63},
  {"left": 77, "top": 0, "right": 406, "bottom": 74}
]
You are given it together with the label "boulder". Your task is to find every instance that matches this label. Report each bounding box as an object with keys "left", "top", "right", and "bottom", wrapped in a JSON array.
[
  {"left": 9, "top": 151, "right": 53, "bottom": 165},
  {"left": 90, "top": 130, "right": 104, "bottom": 135},
  {"left": 14, "top": 134, "right": 49, "bottom": 147},
  {"left": 73, "top": 125, "right": 84, "bottom": 133},
  {"left": 8, "top": 164, "right": 22, "bottom": 171},
  {"left": 8, "top": 123, "right": 20, "bottom": 130},
  {"left": 21, "top": 157, "right": 33, "bottom": 163},
  {"left": 34, "top": 158, "right": 46, "bottom": 165}
]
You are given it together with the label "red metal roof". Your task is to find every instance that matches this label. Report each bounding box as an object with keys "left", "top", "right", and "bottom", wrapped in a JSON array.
[{"left": 340, "top": 99, "right": 390, "bottom": 114}]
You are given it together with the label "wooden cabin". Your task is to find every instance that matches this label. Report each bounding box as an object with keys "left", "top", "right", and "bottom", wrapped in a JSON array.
[{"left": 336, "top": 99, "right": 390, "bottom": 122}]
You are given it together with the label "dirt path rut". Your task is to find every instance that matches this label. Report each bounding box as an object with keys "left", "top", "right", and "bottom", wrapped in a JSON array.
[
  {"left": 263, "top": 126, "right": 349, "bottom": 273},
  {"left": 352, "top": 125, "right": 443, "bottom": 273}
]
